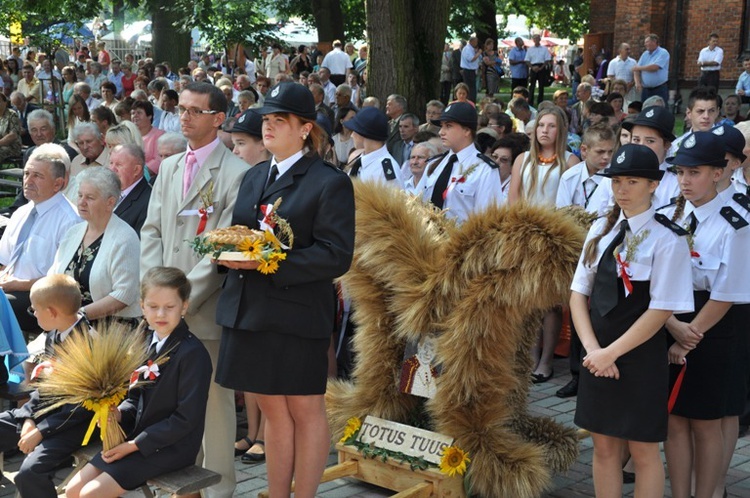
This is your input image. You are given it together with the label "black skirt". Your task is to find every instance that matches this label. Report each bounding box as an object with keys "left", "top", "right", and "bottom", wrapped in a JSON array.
[
  {"left": 89, "top": 445, "right": 195, "bottom": 490},
  {"left": 216, "top": 328, "right": 329, "bottom": 395},
  {"left": 669, "top": 291, "right": 737, "bottom": 420},
  {"left": 575, "top": 279, "right": 669, "bottom": 442}
]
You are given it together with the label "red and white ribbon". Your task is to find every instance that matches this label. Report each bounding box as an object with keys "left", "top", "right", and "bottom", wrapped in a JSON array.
[
  {"left": 259, "top": 204, "right": 277, "bottom": 232},
  {"left": 196, "top": 207, "right": 209, "bottom": 235},
  {"left": 615, "top": 254, "right": 634, "bottom": 297},
  {"left": 30, "top": 361, "right": 53, "bottom": 380},
  {"left": 129, "top": 360, "right": 160, "bottom": 388},
  {"left": 442, "top": 176, "right": 466, "bottom": 200}
]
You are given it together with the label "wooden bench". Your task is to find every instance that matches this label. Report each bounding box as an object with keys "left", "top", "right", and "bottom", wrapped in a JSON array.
[
  {"left": 0, "top": 178, "right": 22, "bottom": 193},
  {"left": 0, "top": 381, "right": 32, "bottom": 409},
  {"left": 0, "top": 168, "right": 23, "bottom": 179},
  {"left": 66, "top": 444, "right": 221, "bottom": 497}
]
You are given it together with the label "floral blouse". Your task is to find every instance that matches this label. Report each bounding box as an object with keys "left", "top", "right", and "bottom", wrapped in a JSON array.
[{"left": 64, "top": 235, "right": 103, "bottom": 306}]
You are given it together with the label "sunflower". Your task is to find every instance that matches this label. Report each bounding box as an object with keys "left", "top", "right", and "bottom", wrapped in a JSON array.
[
  {"left": 340, "top": 417, "right": 362, "bottom": 443},
  {"left": 236, "top": 237, "right": 263, "bottom": 258},
  {"left": 268, "top": 251, "right": 287, "bottom": 263},
  {"left": 263, "top": 229, "right": 283, "bottom": 250},
  {"left": 257, "top": 258, "right": 280, "bottom": 275},
  {"left": 439, "top": 445, "right": 470, "bottom": 477}
]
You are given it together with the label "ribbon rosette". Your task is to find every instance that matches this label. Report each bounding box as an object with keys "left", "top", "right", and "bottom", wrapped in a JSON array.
[
  {"left": 30, "top": 360, "right": 54, "bottom": 381},
  {"left": 129, "top": 360, "right": 160, "bottom": 389},
  {"left": 443, "top": 176, "right": 466, "bottom": 200},
  {"left": 615, "top": 253, "right": 634, "bottom": 297},
  {"left": 196, "top": 208, "right": 209, "bottom": 235},
  {"left": 259, "top": 203, "right": 278, "bottom": 232}
]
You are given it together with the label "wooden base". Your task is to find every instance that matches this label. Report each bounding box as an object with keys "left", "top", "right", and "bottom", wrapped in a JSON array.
[{"left": 257, "top": 443, "right": 465, "bottom": 498}]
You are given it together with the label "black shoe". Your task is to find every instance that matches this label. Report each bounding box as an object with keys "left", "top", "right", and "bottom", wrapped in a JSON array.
[
  {"left": 622, "top": 470, "right": 635, "bottom": 484},
  {"left": 556, "top": 377, "right": 579, "bottom": 398},
  {"left": 531, "top": 370, "right": 553, "bottom": 384},
  {"left": 241, "top": 440, "right": 265, "bottom": 464}
]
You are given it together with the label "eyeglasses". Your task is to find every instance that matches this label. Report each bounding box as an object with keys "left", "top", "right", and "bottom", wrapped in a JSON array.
[
  {"left": 492, "top": 155, "right": 512, "bottom": 164},
  {"left": 410, "top": 155, "right": 429, "bottom": 161},
  {"left": 177, "top": 106, "right": 219, "bottom": 117},
  {"left": 27, "top": 305, "right": 36, "bottom": 316}
]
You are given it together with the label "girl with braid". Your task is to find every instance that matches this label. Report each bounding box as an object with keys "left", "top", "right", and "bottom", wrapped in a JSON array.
[
  {"left": 659, "top": 131, "right": 750, "bottom": 498},
  {"left": 570, "top": 144, "right": 692, "bottom": 498}
]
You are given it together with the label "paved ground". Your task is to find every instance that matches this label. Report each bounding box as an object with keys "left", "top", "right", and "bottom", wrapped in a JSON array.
[{"left": 0, "top": 355, "right": 749, "bottom": 497}]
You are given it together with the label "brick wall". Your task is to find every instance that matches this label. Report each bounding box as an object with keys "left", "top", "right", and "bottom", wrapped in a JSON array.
[{"left": 590, "top": 0, "right": 746, "bottom": 89}]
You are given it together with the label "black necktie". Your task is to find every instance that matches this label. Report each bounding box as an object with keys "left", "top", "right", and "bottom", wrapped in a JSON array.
[
  {"left": 746, "top": 184, "right": 749, "bottom": 197},
  {"left": 431, "top": 154, "right": 459, "bottom": 209},
  {"left": 591, "top": 220, "right": 629, "bottom": 316},
  {"left": 147, "top": 341, "right": 158, "bottom": 359},
  {"left": 349, "top": 157, "right": 362, "bottom": 177},
  {"left": 689, "top": 213, "right": 698, "bottom": 234},
  {"left": 265, "top": 165, "right": 279, "bottom": 191}
]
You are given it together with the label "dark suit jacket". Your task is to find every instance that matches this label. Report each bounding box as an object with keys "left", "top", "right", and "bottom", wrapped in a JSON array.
[
  {"left": 114, "top": 177, "right": 152, "bottom": 236},
  {"left": 18, "top": 104, "right": 40, "bottom": 147},
  {"left": 120, "top": 321, "right": 212, "bottom": 461},
  {"left": 216, "top": 153, "right": 355, "bottom": 340}
]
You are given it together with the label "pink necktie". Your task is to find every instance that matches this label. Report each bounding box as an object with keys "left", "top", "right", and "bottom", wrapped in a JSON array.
[{"left": 182, "top": 151, "right": 197, "bottom": 198}]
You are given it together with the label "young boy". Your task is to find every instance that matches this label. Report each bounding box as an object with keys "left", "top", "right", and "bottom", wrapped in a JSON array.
[
  {"left": 0, "top": 274, "right": 93, "bottom": 497},
  {"left": 556, "top": 122, "right": 616, "bottom": 212}
]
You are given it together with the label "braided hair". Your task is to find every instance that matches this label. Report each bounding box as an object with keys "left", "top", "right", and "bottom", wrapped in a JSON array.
[
  {"left": 671, "top": 195, "right": 687, "bottom": 222},
  {"left": 583, "top": 204, "right": 622, "bottom": 266}
]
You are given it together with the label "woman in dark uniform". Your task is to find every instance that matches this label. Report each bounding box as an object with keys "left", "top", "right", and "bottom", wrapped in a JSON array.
[
  {"left": 214, "top": 82, "right": 355, "bottom": 498},
  {"left": 570, "top": 144, "right": 693, "bottom": 498},
  {"left": 659, "top": 131, "right": 750, "bottom": 498}
]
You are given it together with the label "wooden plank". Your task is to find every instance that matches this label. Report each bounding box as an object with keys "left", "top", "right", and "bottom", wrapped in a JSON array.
[
  {"left": 0, "top": 168, "right": 23, "bottom": 179},
  {"left": 148, "top": 465, "right": 221, "bottom": 494},
  {"left": 392, "top": 482, "right": 433, "bottom": 498},
  {"left": 257, "top": 461, "right": 359, "bottom": 498}
]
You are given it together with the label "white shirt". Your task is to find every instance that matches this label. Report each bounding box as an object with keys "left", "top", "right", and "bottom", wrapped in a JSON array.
[
  {"left": 697, "top": 46, "right": 723, "bottom": 71},
  {"left": 555, "top": 160, "right": 603, "bottom": 210},
  {"left": 270, "top": 149, "right": 305, "bottom": 181},
  {"left": 322, "top": 80, "right": 336, "bottom": 107},
  {"left": 417, "top": 143, "right": 502, "bottom": 224},
  {"left": 732, "top": 168, "right": 749, "bottom": 195},
  {"left": 244, "top": 60, "right": 257, "bottom": 83},
  {"left": 404, "top": 176, "right": 421, "bottom": 196},
  {"left": 658, "top": 194, "right": 750, "bottom": 302},
  {"left": 606, "top": 56, "right": 637, "bottom": 83},
  {"left": 321, "top": 48, "right": 353, "bottom": 75},
  {"left": 158, "top": 110, "right": 181, "bottom": 133},
  {"left": 352, "top": 145, "right": 404, "bottom": 188},
  {"left": 500, "top": 176, "right": 511, "bottom": 204},
  {"left": 85, "top": 96, "right": 101, "bottom": 111},
  {"left": 588, "top": 165, "right": 680, "bottom": 216},
  {"left": 149, "top": 330, "right": 170, "bottom": 354},
  {"left": 0, "top": 192, "right": 80, "bottom": 280},
  {"left": 525, "top": 46, "right": 551, "bottom": 65},
  {"left": 571, "top": 206, "right": 693, "bottom": 313}
]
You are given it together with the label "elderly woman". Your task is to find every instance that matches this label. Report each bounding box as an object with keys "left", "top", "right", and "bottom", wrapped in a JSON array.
[
  {"left": 49, "top": 167, "right": 141, "bottom": 324},
  {"left": 130, "top": 99, "right": 164, "bottom": 176},
  {"left": 0, "top": 93, "right": 21, "bottom": 162}
]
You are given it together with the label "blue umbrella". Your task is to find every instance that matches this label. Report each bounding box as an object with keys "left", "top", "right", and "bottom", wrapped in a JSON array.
[{"left": 48, "top": 23, "right": 95, "bottom": 45}]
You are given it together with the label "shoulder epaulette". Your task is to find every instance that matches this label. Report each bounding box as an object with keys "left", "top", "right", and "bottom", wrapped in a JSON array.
[
  {"left": 720, "top": 206, "right": 749, "bottom": 230},
  {"left": 733, "top": 192, "right": 750, "bottom": 212},
  {"left": 654, "top": 213, "right": 689, "bottom": 236},
  {"left": 655, "top": 197, "right": 679, "bottom": 211},
  {"left": 381, "top": 158, "right": 397, "bottom": 181},
  {"left": 476, "top": 153, "right": 499, "bottom": 169}
]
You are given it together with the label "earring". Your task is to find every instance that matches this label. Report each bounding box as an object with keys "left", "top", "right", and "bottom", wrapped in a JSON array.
[{"left": 302, "top": 134, "right": 308, "bottom": 140}]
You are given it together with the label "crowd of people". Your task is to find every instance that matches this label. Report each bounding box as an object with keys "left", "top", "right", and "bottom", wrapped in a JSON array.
[{"left": 0, "top": 28, "right": 748, "bottom": 498}]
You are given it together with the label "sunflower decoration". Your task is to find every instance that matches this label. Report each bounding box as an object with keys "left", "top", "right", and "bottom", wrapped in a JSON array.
[
  {"left": 189, "top": 198, "right": 294, "bottom": 275},
  {"left": 339, "top": 417, "right": 363, "bottom": 443},
  {"left": 439, "top": 445, "right": 470, "bottom": 477}
]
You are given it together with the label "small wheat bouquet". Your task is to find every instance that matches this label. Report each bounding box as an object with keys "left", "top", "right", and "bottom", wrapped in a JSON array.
[
  {"left": 189, "top": 197, "right": 294, "bottom": 275},
  {"left": 35, "top": 322, "right": 166, "bottom": 451}
]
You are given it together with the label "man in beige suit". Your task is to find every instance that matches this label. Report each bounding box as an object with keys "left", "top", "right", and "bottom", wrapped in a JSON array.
[{"left": 140, "top": 82, "right": 248, "bottom": 497}]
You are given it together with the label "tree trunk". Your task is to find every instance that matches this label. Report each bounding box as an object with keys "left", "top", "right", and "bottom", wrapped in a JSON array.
[
  {"left": 475, "top": 0, "right": 497, "bottom": 45},
  {"left": 312, "top": 0, "right": 345, "bottom": 51},
  {"left": 366, "top": 0, "right": 452, "bottom": 116},
  {"left": 112, "top": 0, "right": 125, "bottom": 34},
  {"left": 150, "top": 0, "right": 191, "bottom": 68}
]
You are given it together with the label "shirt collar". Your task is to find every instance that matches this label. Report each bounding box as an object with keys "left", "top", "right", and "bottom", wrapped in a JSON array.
[
  {"left": 31, "top": 191, "right": 66, "bottom": 216},
  {"left": 271, "top": 149, "right": 305, "bottom": 178},
  {"left": 188, "top": 136, "right": 221, "bottom": 168},
  {"left": 120, "top": 176, "right": 144, "bottom": 200},
  {"left": 361, "top": 145, "right": 390, "bottom": 167},
  {"left": 617, "top": 205, "right": 655, "bottom": 235},
  {"left": 56, "top": 312, "right": 86, "bottom": 343},
  {"left": 690, "top": 192, "right": 724, "bottom": 224},
  {"left": 150, "top": 331, "right": 170, "bottom": 354},
  {"left": 453, "top": 143, "right": 479, "bottom": 165}
]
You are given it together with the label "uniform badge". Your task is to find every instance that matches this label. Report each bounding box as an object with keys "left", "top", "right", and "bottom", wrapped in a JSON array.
[
  {"left": 645, "top": 109, "right": 655, "bottom": 118},
  {"left": 238, "top": 114, "right": 246, "bottom": 123},
  {"left": 684, "top": 134, "right": 696, "bottom": 149},
  {"left": 271, "top": 86, "right": 280, "bottom": 97},
  {"left": 381, "top": 158, "right": 396, "bottom": 180},
  {"left": 720, "top": 206, "right": 749, "bottom": 230},
  {"left": 712, "top": 126, "right": 725, "bottom": 136},
  {"left": 616, "top": 151, "right": 626, "bottom": 164}
]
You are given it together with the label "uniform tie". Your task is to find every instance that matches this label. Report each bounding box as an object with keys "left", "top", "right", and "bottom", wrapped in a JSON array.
[
  {"left": 265, "top": 164, "right": 279, "bottom": 191},
  {"left": 349, "top": 157, "right": 362, "bottom": 177},
  {"left": 689, "top": 212, "right": 699, "bottom": 234},
  {"left": 591, "top": 220, "right": 629, "bottom": 316},
  {"left": 431, "top": 154, "right": 459, "bottom": 209}
]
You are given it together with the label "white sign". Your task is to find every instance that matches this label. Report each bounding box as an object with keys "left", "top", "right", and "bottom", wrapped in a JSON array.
[{"left": 356, "top": 415, "right": 454, "bottom": 465}]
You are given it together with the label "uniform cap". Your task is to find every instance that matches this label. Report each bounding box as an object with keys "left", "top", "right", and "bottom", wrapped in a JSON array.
[
  {"left": 622, "top": 106, "right": 676, "bottom": 142},
  {"left": 598, "top": 144, "right": 665, "bottom": 180},
  {"left": 343, "top": 106, "right": 388, "bottom": 141},
  {"left": 229, "top": 109, "right": 263, "bottom": 138},
  {"left": 666, "top": 131, "right": 728, "bottom": 168},
  {"left": 711, "top": 123, "right": 747, "bottom": 162},
  {"left": 257, "top": 83, "right": 317, "bottom": 121},
  {"left": 430, "top": 101, "right": 478, "bottom": 129}
]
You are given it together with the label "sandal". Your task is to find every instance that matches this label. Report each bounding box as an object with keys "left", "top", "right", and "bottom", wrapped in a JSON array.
[
  {"left": 241, "top": 439, "right": 265, "bottom": 464},
  {"left": 234, "top": 436, "right": 254, "bottom": 456}
]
